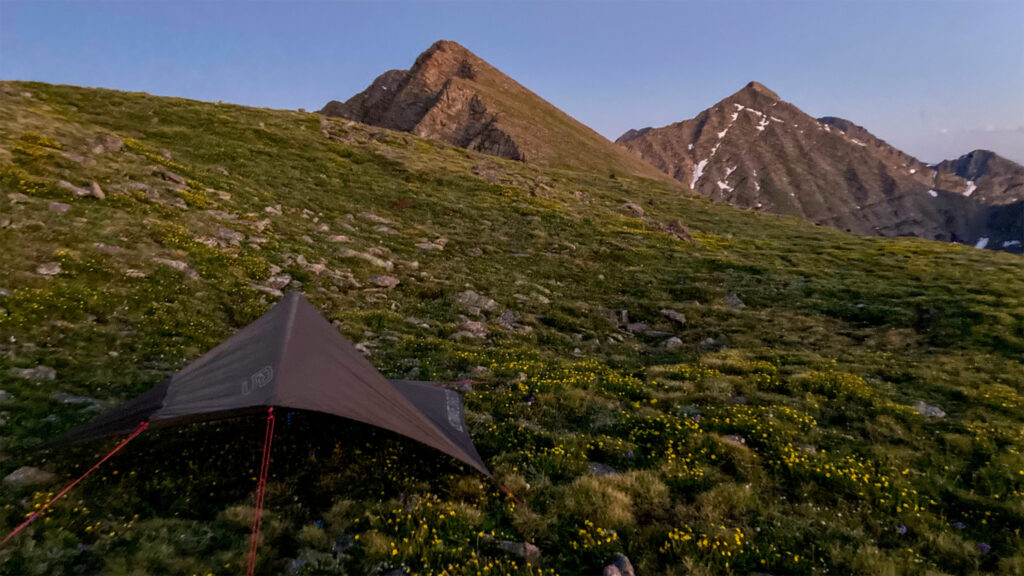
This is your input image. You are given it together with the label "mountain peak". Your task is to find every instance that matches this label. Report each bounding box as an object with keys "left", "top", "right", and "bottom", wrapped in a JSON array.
[
  {"left": 740, "top": 81, "right": 780, "bottom": 100},
  {"left": 320, "top": 40, "right": 672, "bottom": 181}
]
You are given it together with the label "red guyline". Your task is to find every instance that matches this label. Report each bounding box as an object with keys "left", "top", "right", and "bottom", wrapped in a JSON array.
[
  {"left": 246, "top": 407, "right": 275, "bottom": 576},
  {"left": 0, "top": 421, "right": 149, "bottom": 548}
]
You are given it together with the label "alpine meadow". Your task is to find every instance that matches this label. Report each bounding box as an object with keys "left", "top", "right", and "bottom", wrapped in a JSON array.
[{"left": 0, "top": 47, "right": 1023, "bottom": 576}]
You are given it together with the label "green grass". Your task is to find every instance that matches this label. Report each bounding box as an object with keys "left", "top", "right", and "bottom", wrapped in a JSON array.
[{"left": 0, "top": 80, "right": 1022, "bottom": 575}]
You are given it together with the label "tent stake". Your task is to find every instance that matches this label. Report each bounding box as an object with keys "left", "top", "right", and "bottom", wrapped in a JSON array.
[
  {"left": 246, "top": 407, "right": 275, "bottom": 576},
  {"left": 0, "top": 421, "right": 149, "bottom": 548}
]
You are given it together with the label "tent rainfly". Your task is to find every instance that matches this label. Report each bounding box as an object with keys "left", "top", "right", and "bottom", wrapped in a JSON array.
[{"left": 2, "top": 292, "right": 491, "bottom": 575}]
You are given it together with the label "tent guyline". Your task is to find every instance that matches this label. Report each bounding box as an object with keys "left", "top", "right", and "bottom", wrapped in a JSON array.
[
  {"left": 0, "top": 292, "right": 496, "bottom": 573},
  {"left": 246, "top": 407, "right": 275, "bottom": 576},
  {"left": 0, "top": 421, "right": 149, "bottom": 547}
]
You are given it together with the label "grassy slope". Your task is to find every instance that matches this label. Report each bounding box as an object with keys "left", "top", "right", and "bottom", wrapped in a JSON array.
[
  {"left": 450, "top": 52, "right": 671, "bottom": 182},
  {"left": 0, "top": 81, "right": 1022, "bottom": 576}
]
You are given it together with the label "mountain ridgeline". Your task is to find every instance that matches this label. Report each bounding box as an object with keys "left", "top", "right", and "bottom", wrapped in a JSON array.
[
  {"left": 322, "top": 43, "right": 1022, "bottom": 253},
  {"left": 615, "top": 82, "right": 1022, "bottom": 252},
  {"left": 320, "top": 40, "right": 671, "bottom": 183}
]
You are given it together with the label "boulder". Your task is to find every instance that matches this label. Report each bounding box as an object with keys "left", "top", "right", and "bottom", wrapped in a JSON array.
[
  {"left": 497, "top": 541, "right": 541, "bottom": 563},
  {"left": 327, "top": 235, "right": 350, "bottom": 243},
  {"left": 153, "top": 258, "right": 199, "bottom": 279},
  {"left": 913, "top": 401, "right": 946, "bottom": 418},
  {"left": 88, "top": 182, "right": 105, "bottom": 200},
  {"left": 3, "top": 466, "right": 56, "bottom": 487},
  {"left": 266, "top": 274, "right": 292, "bottom": 290},
  {"left": 369, "top": 275, "right": 400, "bottom": 289},
  {"left": 663, "top": 336, "right": 684, "bottom": 349},
  {"left": 36, "top": 262, "right": 61, "bottom": 276},
  {"left": 660, "top": 308, "right": 687, "bottom": 325},
  {"left": 626, "top": 322, "right": 649, "bottom": 334},
  {"left": 619, "top": 202, "right": 644, "bottom": 218},
  {"left": 466, "top": 247, "right": 483, "bottom": 257},
  {"left": 216, "top": 226, "right": 244, "bottom": 245},
  {"left": 725, "top": 293, "right": 746, "bottom": 309},
  {"left": 456, "top": 290, "right": 499, "bottom": 316},
  {"left": 451, "top": 318, "right": 488, "bottom": 340},
  {"left": 598, "top": 309, "right": 629, "bottom": 327},
  {"left": 587, "top": 462, "right": 618, "bottom": 476},
  {"left": 157, "top": 168, "right": 187, "bottom": 187},
  {"left": 338, "top": 248, "right": 393, "bottom": 271},
  {"left": 49, "top": 201, "right": 71, "bottom": 213}
]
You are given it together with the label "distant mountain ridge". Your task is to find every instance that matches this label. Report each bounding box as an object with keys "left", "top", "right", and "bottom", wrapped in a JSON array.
[
  {"left": 617, "top": 82, "right": 1023, "bottom": 252},
  {"left": 321, "top": 40, "right": 670, "bottom": 182}
]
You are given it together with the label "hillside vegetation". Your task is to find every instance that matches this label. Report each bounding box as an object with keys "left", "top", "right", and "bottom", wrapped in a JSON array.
[{"left": 1, "top": 81, "right": 1023, "bottom": 576}]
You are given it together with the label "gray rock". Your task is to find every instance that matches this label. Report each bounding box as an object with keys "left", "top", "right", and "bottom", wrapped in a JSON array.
[
  {"left": 216, "top": 226, "right": 244, "bottom": 245},
  {"left": 337, "top": 248, "right": 393, "bottom": 271},
  {"left": 373, "top": 225, "right": 398, "bottom": 235},
  {"left": 626, "top": 322, "right": 649, "bottom": 334},
  {"left": 212, "top": 166, "right": 229, "bottom": 175},
  {"left": 158, "top": 168, "right": 187, "bottom": 186},
  {"left": 913, "top": 401, "right": 946, "bottom": 418},
  {"left": 4, "top": 467, "right": 56, "bottom": 487},
  {"left": 368, "top": 275, "right": 400, "bottom": 289},
  {"left": 51, "top": 392, "right": 103, "bottom": 411},
  {"left": 725, "top": 293, "right": 746, "bottom": 309},
  {"left": 57, "top": 180, "right": 92, "bottom": 197},
  {"left": 660, "top": 308, "right": 687, "bottom": 325},
  {"left": 358, "top": 212, "right": 391, "bottom": 224},
  {"left": 124, "top": 269, "right": 147, "bottom": 278},
  {"left": 327, "top": 235, "right": 349, "bottom": 243},
  {"left": 0, "top": 390, "right": 11, "bottom": 403},
  {"left": 451, "top": 319, "right": 488, "bottom": 340},
  {"left": 266, "top": 274, "right": 292, "bottom": 290},
  {"left": 153, "top": 258, "right": 199, "bottom": 279},
  {"left": 10, "top": 365, "right": 56, "bottom": 381},
  {"left": 61, "top": 151, "right": 97, "bottom": 167},
  {"left": 663, "top": 336, "right": 684, "bottom": 349},
  {"left": 497, "top": 541, "right": 540, "bottom": 563},
  {"left": 466, "top": 247, "right": 483, "bottom": 257},
  {"left": 456, "top": 290, "right": 499, "bottom": 316},
  {"left": 36, "top": 262, "right": 61, "bottom": 276},
  {"left": 720, "top": 434, "right": 747, "bottom": 448},
  {"left": 587, "top": 462, "right": 618, "bottom": 476},
  {"left": 265, "top": 205, "right": 282, "bottom": 215},
  {"left": 619, "top": 202, "right": 644, "bottom": 218},
  {"left": 49, "top": 201, "right": 71, "bottom": 213},
  {"left": 415, "top": 240, "right": 444, "bottom": 251},
  {"left": 89, "top": 182, "right": 105, "bottom": 200}
]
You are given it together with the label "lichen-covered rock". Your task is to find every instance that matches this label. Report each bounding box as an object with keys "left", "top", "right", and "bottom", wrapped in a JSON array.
[{"left": 3, "top": 466, "right": 56, "bottom": 487}]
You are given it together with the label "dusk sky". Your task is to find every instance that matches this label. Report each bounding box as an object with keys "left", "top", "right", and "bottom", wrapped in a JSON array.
[{"left": 2, "top": 1, "right": 1022, "bottom": 164}]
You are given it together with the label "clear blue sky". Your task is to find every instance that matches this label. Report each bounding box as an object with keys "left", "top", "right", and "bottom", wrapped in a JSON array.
[{"left": 2, "top": 1, "right": 1022, "bottom": 163}]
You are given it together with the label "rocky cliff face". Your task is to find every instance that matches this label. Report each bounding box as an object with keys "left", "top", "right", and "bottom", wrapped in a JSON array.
[
  {"left": 321, "top": 40, "right": 670, "bottom": 181},
  {"left": 933, "top": 149, "right": 1024, "bottom": 206},
  {"left": 617, "top": 82, "right": 1022, "bottom": 252}
]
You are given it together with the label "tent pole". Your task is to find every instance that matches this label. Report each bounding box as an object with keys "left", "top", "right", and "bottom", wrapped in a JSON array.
[
  {"left": 0, "top": 421, "right": 149, "bottom": 548},
  {"left": 246, "top": 407, "right": 275, "bottom": 576}
]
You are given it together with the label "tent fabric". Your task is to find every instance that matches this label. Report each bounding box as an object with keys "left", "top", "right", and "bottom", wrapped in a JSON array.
[{"left": 56, "top": 292, "right": 490, "bottom": 476}]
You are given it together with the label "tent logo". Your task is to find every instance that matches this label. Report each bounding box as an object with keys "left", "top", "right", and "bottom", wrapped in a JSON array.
[{"left": 242, "top": 365, "right": 275, "bottom": 395}]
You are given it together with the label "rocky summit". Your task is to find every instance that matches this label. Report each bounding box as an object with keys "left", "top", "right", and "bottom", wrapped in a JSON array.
[
  {"left": 933, "top": 149, "right": 1024, "bottom": 206},
  {"left": 321, "top": 40, "right": 671, "bottom": 181},
  {"left": 617, "top": 82, "right": 1023, "bottom": 252}
]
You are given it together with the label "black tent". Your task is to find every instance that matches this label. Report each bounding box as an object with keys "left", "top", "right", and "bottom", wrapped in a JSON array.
[
  {"left": 58, "top": 291, "right": 489, "bottom": 475},
  {"left": 3, "top": 292, "right": 491, "bottom": 572}
]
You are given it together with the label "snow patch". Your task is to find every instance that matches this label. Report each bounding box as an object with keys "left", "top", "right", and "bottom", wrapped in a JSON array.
[
  {"left": 1003, "top": 240, "right": 1022, "bottom": 248},
  {"left": 691, "top": 159, "right": 709, "bottom": 189},
  {"left": 725, "top": 165, "right": 737, "bottom": 177},
  {"left": 733, "top": 103, "right": 745, "bottom": 111},
  {"left": 717, "top": 180, "right": 734, "bottom": 192},
  {"left": 974, "top": 237, "right": 989, "bottom": 249},
  {"left": 717, "top": 127, "right": 730, "bottom": 139},
  {"left": 850, "top": 138, "right": 867, "bottom": 147},
  {"left": 687, "top": 143, "right": 693, "bottom": 150},
  {"left": 771, "top": 116, "right": 783, "bottom": 122},
  {"left": 909, "top": 169, "right": 917, "bottom": 174},
  {"left": 823, "top": 124, "right": 831, "bottom": 133},
  {"left": 756, "top": 117, "right": 769, "bottom": 132},
  {"left": 964, "top": 181, "right": 977, "bottom": 197},
  {"left": 927, "top": 190, "right": 938, "bottom": 198}
]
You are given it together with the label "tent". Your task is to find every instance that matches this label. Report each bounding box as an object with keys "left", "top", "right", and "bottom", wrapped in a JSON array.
[{"left": 3, "top": 292, "right": 490, "bottom": 574}]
